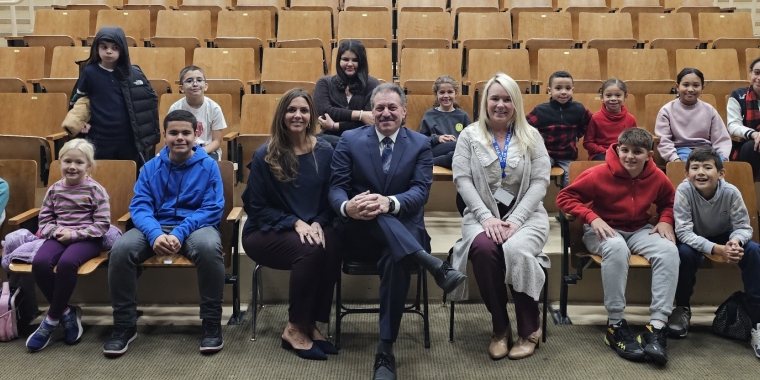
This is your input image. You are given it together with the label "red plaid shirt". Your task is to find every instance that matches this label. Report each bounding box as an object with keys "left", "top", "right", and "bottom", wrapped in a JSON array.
[{"left": 526, "top": 98, "right": 592, "bottom": 160}]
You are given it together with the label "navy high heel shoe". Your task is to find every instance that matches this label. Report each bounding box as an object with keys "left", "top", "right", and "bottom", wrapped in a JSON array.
[
  {"left": 312, "top": 339, "right": 339, "bottom": 355},
  {"left": 281, "top": 338, "right": 327, "bottom": 360}
]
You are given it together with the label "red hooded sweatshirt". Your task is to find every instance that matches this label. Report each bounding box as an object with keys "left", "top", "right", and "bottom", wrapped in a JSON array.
[
  {"left": 583, "top": 104, "right": 638, "bottom": 158},
  {"left": 555, "top": 144, "right": 675, "bottom": 232}
]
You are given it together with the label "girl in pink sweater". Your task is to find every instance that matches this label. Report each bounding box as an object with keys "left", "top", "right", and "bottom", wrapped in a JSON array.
[
  {"left": 654, "top": 68, "right": 731, "bottom": 162},
  {"left": 26, "top": 139, "right": 111, "bottom": 352}
]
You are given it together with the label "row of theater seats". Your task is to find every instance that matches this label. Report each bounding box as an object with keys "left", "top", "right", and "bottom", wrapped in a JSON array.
[
  {"left": 36, "top": 0, "right": 736, "bottom": 41},
  {"left": 0, "top": 44, "right": 753, "bottom": 123},
  {"left": 0, "top": 88, "right": 728, "bottom": 189},
  {"left": 16, "top": 7, "right": 753, "bottom": 73}
]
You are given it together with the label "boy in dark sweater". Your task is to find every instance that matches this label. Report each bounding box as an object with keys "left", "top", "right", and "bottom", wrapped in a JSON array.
[{"left": 526, "top": 70, "right": 592, "bottom": 186}]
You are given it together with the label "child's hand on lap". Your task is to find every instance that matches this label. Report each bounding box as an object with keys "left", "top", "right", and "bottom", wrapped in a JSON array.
[
  {"left": 438, "top": 135, "right": 457, "bottom": 143},
  {"left": 590, "top": 218, "right": 616, "bottom": 241},
  {"left": 153, "top": 234, "right": 176, "bottom": 255},
  {"left": 55, "top": 228, "right": 73, "bottom": 244},
  {"left": 166, "top": 235, "right": 181, "bottom": 254},
  {"left": 650, "top": 222, "right": 675, "bottom": 243},
  {"left": 724, "top": 239, "right": 744, "bottom": 263}
]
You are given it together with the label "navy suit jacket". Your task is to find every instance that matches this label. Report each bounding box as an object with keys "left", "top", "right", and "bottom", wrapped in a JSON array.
[{"left": 329, "top": 125, "right": 433, "bottom": 254}]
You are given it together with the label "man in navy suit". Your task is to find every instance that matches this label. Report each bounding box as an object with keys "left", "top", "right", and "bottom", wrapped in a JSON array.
[{"left": 329, "top": 83, "right": 466, "bottom": 380}]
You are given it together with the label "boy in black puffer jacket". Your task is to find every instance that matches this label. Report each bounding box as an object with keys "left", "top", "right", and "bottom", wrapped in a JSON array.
[{"left": 66, "top": 26, "right": 159, "bottom": 169}]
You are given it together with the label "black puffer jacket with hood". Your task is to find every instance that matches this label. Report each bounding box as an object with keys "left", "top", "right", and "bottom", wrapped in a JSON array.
[{"left": 71, "top": 27, "right": 160, "bottom": 153}]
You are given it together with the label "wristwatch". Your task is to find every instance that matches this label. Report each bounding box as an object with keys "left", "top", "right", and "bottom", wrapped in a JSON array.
[{"left": 387, "top": 196, "right": 395, "bottom": 213}]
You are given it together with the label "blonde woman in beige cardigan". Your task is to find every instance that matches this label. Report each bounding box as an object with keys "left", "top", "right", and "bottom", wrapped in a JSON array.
[{"left": 451, "top": 73, "right": 551, "bottom": 361}]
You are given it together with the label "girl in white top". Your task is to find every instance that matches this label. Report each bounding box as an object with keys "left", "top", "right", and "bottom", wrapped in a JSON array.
[{"left": 168, "top": 66, "right": 227, "bottom": 161}]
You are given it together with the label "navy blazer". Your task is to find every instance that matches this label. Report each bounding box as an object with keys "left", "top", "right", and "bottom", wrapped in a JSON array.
[{"left": 329, "top": 125, "right": 434, "bottom": 252}]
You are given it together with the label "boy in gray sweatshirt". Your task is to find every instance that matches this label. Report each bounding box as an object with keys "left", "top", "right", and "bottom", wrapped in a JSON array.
[{"left": 670, "top": 146, "right": 760, "bottom": 358}]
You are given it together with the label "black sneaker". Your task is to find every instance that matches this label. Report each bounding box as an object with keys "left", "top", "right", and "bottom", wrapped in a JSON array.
[
  {"left": 638, "top": 324, "right": 668, "bottom": 365},
  {"left": 200, "top": 320, "right": 224, "bottom": 354},
  {"left": 103, "top": 325, "right": 137, "bottom": 357},
  {"left": 605, "top": 319, "right": 646, "bottom": 361}
]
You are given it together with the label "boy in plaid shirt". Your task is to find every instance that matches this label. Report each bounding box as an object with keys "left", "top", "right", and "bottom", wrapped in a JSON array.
[{"left": 526, "top": 71, "right": 592, "bottom": 186}]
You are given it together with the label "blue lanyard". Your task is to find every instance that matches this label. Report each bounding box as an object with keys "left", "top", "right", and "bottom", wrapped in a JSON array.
[{"left": 492, "top": 130, "right": 512, "bottom": 179}]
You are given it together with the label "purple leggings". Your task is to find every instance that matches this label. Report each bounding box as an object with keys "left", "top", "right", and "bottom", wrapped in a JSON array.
[{"left": 32, "top": 238, "right": 102, "bottom": 319}]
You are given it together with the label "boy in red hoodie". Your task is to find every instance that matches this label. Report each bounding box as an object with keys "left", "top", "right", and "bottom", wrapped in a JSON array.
[{"left": 556, "top": 127, "right": 678, "bottom": 365}]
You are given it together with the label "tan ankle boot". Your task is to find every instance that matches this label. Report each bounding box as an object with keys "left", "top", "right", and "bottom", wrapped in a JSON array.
[{"left": 507, "top": 328, "right": 541, "bottom": 360}]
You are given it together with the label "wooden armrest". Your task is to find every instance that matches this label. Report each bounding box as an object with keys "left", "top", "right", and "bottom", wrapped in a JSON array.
[
  {"left": 227, "top": 206, "right": 243, "bottom": 222},
  {"left": 8, "top": 208, "right": 41, "bottom": 225},
  {"left": 247, "top": 80, "right": 262, "bottom": 85},
  {"left": 117, "top": 212, "right": 131, "bottom": 228},
  {"left": 731, "top": 135, "right": 746, "bottom": 143},
  {"left": 46, "top": 132, "right": 69, "bottom": 141},
  {"left": 6, "top": 36, "right": 23, "bottom": 41},
  {"left": 223, "top": 131, "right": 239, "bottom": 141},
  {"left": 28, "top": 78, "right": 41, "bottom": 84},
  {"left": 562, "top": 211, "right": 575, "bottom": 221}
]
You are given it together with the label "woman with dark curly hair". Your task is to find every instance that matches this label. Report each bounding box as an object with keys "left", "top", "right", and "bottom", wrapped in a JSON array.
[
  {"left": 314, "top": 39, "right": 381, "bottom": 146},
  {"left": 241, "top": 88, "right": 340, "bottom": 361}
]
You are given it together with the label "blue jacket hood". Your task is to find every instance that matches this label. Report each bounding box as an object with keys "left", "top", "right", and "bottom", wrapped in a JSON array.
[{"left": 129, "top": 146, "right": 225, "bottom": 246}]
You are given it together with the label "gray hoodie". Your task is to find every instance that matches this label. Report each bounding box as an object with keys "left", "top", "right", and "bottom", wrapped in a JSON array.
[{"left": 674, "top": 178, "right": 753, "bottom": 254}]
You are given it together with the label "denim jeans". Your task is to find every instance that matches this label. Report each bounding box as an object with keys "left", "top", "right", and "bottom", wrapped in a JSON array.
[
  {"left": 675, "top": 233, "right": 760, "bottom": 323},
  {"left": 108, "top": 225, "right": 224, "bottom": 327}
]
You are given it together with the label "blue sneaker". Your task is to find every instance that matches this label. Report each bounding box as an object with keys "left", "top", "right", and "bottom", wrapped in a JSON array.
[
  {"left": 61, "top": 306, "right": 83, "bottom": 345},
  {"left": 26, "top": 319, "right": 58, "bottom": 352}
]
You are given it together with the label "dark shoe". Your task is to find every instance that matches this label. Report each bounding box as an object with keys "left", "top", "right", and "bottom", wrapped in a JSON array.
[
  {"left": 638, "top": 325, "right": 668, "bottom": 365},
  {"left": 281, "top": 338, "right": 327, "bottom": 360},
  {"left": 200, "top": 320, "right": 224, "bottom": 354},
  {"left": 103, "top": 325, "right": 137, "bottom": 357},
  {"left": 605, "top": 319, "right": 646, "bottom": 362},
  {"left": 433, "top": 261, "right": 467, "bottom": 294},
  {"left": 61, "top": 306, "right": 83, "bottom": 345},
  {"left": 667, "top": 306, "right": 691, "bottom": 339},
  {"left": 313, "top": 339, "right": 339, "bottom": 355},
  {"left": 26, "top": 319, "right": 58, "bottom": 352},
  {"left": 373, "top": 352, "right": 397, "bottom": 380}
]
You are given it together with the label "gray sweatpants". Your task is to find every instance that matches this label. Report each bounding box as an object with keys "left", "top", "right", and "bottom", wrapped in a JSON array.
[{"left": 582, "top": 224, "right": 679, "bottom": 322}]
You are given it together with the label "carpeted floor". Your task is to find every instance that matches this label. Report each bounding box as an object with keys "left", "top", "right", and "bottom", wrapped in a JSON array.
[{"left": 3, "top": 303, "right": 758, "bottom": 379}]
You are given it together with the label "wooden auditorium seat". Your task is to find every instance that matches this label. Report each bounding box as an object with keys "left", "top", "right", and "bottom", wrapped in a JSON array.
[{"left": 150, "top": 10, "right": 212, "bottom": 66}]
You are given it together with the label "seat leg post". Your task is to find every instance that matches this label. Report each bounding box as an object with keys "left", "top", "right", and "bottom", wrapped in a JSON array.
[
  {"left": 228, "top": 222, "right": 244, "bottom": 325},
  {"left": 414, "top": 267, "right": 422, "bottom": 311},
  {"left": 251, "top": 264, "right": 260, "bottom": 341},
  {"left": 422, "top": 269, "right": 430, "bottom": 349},
  {"left": 449, "top": 301, "right": 455, "bottom": 343},
  {"left": 542, "top": 267, "right": 548, "bottom": 343},
  {"left": 554, "top": 215, "right": 573, "bottom": 325},
  {"left": 335, "top": 271, "right": 342, "bottom": 350}
]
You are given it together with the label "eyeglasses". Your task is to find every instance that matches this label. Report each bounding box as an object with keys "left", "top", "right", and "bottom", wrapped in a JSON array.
[{"left": 183, "top": 78, "right": 206, "bottom": 86}]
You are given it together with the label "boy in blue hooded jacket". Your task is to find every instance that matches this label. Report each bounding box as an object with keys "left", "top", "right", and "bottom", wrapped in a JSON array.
[{"left": 104, "top": 110, "right": 225, "bottom": 357}]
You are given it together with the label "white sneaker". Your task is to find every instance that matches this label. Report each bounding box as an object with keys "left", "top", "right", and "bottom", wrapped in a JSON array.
[
  {"left": 751, "top": 324, "right": 760, "bottom": 359},
  {"left": 667, "top": 306, "right": 691, "bottom": 338}
]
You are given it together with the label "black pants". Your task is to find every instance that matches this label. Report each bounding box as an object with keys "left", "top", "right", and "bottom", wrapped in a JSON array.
[
  {"left": 342, "top": 219, "right": 416, "bottom": 341},
  {"left": 432, "top": 141, "right": 456, "bottom": 168},
  {"left": 737, "top": 139, "right": 760, "bottom": 177},
  {"left": 676, "top": 232, "right": 760, "bottom": 324},
  {"left": 90, "top": 138, "right": 145, "bottom": 170},
  {"left": 243, "top": 227, "right": 341, "bottom": 325}
]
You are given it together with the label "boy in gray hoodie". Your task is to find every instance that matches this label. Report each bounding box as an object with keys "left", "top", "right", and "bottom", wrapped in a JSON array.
[{"left": 670, "top": 146, "right": 760, "bottom": 358}]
